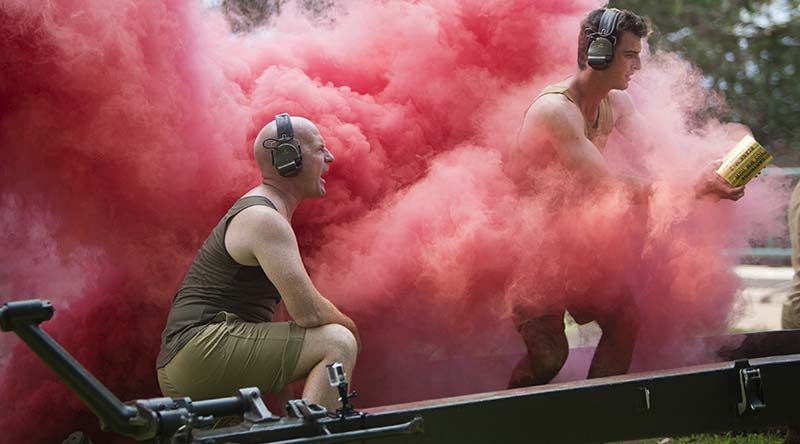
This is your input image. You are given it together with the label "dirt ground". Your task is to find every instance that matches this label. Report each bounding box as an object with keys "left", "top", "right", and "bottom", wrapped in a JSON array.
[
  {"left": 566, "top": 265, "right": 792, "bottom": 349},
  {"left": 730, "top": 265, "right": 792, "bottom": 332},
  {"left": 608, "top": 265, "right": 795, "bottom": 444}
]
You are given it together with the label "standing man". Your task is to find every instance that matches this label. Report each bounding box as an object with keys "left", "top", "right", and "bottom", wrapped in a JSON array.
[
  {"left": 508, "top": 8, "right": 746, "bottom": 388},
  {"left": 784, "top": 181, "right": 800, "bottom": 331},
  {"left": 786, "top": 181, "right": 800, "bottom": 443},
  {"left": 784, "top": 182, "right": 800, "bottom": 444},
  {"left": 156, "top": 114, "right": 359, "bottom": 411}
]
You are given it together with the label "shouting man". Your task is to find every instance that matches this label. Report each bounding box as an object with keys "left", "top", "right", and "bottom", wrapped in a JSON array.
[{"left": 156, "top": 114, "right": 359, "bottom": 410}]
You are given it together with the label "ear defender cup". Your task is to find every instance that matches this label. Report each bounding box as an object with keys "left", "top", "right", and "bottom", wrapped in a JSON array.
[
  {"left": 264, "top": 113, "right": 303, "bottom": 177},
  {"left": 587, "top": 8, "right": 622, "bottom": 71}
]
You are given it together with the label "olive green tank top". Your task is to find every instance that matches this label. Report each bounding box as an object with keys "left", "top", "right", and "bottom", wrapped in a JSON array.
[
  {"left": 533, "top": 84, "right": 614, "bottom": 146},
  {"left": 156, "top": 196, "right": 282, "bottom": 368}
]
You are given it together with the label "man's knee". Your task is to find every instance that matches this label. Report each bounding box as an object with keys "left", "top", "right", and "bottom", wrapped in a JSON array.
[
  {"left": 538, "top": 337, "right": 569, "bottom": 376},
  {"left": 510, "top": 326, "right": 568, "bottom": 387},
  {"left": 599, "top": 304, "right": 640, "bottom": 339},
  {"left": 518, "top": 318, "right": 569, "bottom": 377},
  {"left": 317, "top": 323, "right": 358, "bottom": 361}
]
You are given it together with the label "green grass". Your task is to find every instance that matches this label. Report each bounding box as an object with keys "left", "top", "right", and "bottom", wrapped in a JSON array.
[
  {"left": 673, "top": 433, "right": 784, "bottom": 443},
  {"left": 618, "top": 432, "right": 786, "bottom": 443}
]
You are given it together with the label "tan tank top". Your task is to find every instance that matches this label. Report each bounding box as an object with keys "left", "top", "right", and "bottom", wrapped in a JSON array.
[{"left": 533, "top": 84, "right": 614, "bottom": 147}]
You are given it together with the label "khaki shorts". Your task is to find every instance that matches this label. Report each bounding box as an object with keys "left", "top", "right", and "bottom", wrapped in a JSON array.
[
  {"left": 783, "top": 300, "right": 800, "bottom": 329},
  {"left": 157, "top": 312, "right": 306, "bottom": 400}
]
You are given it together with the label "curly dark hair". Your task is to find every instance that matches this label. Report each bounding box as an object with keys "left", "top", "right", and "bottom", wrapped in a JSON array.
[{"left": 577, "top": 8, "right": 651, "bottom": 70}]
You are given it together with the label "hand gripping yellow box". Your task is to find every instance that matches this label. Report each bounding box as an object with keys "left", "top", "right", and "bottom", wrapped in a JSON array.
[{"left": 715, "top": 135, "right": 773, "bottom": 187}]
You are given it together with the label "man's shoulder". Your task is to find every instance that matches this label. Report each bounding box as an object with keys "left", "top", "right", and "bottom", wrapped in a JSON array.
[
  {"left": 526, "top": 93, "right": 584, "bottom": 132},
  {"left": 528, "top": 93, "right": 581, "bottom": 119},
  {"left": 229, "top": 203, "right": 290, "bottom": 240},
  {"left": 607, "top": 89, "right": 636, "bottom": 118},
  {"left": 224, "top": 200, "right": 294, "bottom": 265}
]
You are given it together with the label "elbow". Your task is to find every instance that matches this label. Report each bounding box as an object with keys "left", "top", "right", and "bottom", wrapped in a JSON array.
[
  {"left": 293, "top": 317, "right": 319, "bottom": 329},
  {"left": 293, "top": 311, "right": 323, "bottom": 328}
]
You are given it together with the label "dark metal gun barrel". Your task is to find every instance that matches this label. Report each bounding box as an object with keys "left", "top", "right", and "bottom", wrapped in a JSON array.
[
  {"left": 192, "top": 396, "right": 245, "bottom": 417},
  {"left": 0, "top": 300, "right": 138, "bottom": 432}
]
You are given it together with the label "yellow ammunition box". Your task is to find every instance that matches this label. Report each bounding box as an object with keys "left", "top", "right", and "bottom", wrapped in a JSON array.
[{"left": 716, "top": 135, "right": 773, "bottom": 187}]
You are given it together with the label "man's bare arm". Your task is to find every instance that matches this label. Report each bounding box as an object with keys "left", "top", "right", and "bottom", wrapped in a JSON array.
[
  {"left": 520, "top": 95, "right": 651, "bottom": 199},
  {"left": 226, "top": 206, "right": 360, "bottom": 346},
  {"left": 608, "top": 89, "right": 649, "bottom": 148}
]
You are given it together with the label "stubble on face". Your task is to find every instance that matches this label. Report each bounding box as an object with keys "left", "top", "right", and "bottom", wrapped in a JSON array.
[{"left": 611, "top": 32, "right": 643, "bottom": 90}]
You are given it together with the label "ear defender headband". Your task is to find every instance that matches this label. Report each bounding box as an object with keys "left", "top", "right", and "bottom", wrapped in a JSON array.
[
  {"left": 587, "top": 8, "right": 623, "bottom": 70},
  {"left": 262, "top": 113, "right": 303, "bottom": 177}
]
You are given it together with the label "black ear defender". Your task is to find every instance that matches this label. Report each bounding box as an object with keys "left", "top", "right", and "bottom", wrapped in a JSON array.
[
  {"left": 262, "top": 113, "right": 303, "bottom": 177},
  {"left": 587, "top": 8, "right": 622, "bottom": 71}
]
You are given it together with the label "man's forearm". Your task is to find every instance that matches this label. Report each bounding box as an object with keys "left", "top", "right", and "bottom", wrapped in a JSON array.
[
  {"left": 573, "top": 157, "right": 652, "bottom": 203},
  {"left": 319, "top": 299, "right": 361, "bottom": 351},
  {"left": 306, "top": 296, "right": 360, "bottom": 345}
]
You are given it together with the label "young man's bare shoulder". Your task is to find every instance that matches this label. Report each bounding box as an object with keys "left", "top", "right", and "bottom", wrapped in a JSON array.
[
  {"left": 526, "top": 94, "right": 583, "bottom": 138},
  {"left": 527, "top": 94, "right": 583, "bottom": 127},
  {"left": 608, "top": 89, "right": 636, "bottom": 118}
]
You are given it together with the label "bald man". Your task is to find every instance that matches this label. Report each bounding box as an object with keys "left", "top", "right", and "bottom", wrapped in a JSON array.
[{"left": 156, "top": 114, "right": 359, "bottom": 410}]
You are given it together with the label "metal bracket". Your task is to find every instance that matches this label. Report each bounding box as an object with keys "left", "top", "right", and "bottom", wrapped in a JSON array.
[
  {"left": 637, "top": 387, "right": 652, "bottom": 411},
  {"left": 285, "top": 399, "right": 328, "bottom": 421},
  {"left": 237, "top": 388, "right": 278, "bottom": 424},
  {"left": 737, "top": 367, "right": 766, "bottom": 415}
]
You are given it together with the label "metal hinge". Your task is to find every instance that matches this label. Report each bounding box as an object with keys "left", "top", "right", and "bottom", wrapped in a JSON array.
[
  {"left": 637, "top": 387, "right": 651, "bottom": 411},
  {"left": 737, "top": 367, "right": 766, "bottom": 415}
]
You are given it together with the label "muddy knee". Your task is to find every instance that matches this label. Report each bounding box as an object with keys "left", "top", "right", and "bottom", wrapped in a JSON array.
[
  {"left": 516, "top": 318, "right": 569, "bottom": 384},
  {"left": 598, "top": 305, "right": 640, "bottom": 341},
  {"left": 536, "top": 335, "right": 569, "bottom": 378}
]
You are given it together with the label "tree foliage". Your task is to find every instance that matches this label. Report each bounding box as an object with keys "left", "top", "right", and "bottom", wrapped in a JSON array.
[
  {"left": 220, "top": 1, "right": 799, "bottom": 163},
  {"left": 221, "top": 0, "right": 335, "bottom": 32},
  {"left": 221, "top": 0, "right": 286, "bottom": 33},
  {"left": 610, "top": 0, "right": 800, "bottom": 164}
]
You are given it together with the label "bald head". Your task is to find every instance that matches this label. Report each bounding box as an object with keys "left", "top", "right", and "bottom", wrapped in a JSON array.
[{"left": 254, "top": 115, "right": 321, "bottom": 178}]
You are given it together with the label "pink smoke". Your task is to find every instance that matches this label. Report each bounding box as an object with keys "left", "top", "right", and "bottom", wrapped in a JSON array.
[{"left": 0, "top": 0, "right": 786, "bottom": 442}]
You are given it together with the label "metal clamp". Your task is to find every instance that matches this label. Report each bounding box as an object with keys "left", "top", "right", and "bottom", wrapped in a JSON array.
[
  {"left": 237, "top": 388, "right": 277, "bottom": 424},
  {"left": 285, "top": 400, "right": 328, "bottom": 421},
  {"left": 637, "top": 387, "right": 652, "bottom": 411},
  {"left": 737, "top": 367, "right": 766, "bottom": 415}
]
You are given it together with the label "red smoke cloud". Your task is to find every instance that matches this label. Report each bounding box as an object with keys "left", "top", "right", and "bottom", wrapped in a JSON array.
[{"left": 0, "top": 0, "right": 787, "bottom": 442}]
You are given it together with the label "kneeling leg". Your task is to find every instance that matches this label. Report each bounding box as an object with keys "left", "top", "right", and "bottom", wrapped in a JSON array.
[
  {"left": 508, "top": 315, "right": 568, "bottom": 388},
  {"left": 289, "top": 323, "right": 358, "bottom": 411}
]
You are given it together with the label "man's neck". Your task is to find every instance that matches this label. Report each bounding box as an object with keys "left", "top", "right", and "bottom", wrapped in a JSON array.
[
  {"left": 259, "top": 181, "right": 300, "bottom": 220},
  {"left": 568, "top": 70, "right": 612, "bottom": 120}
]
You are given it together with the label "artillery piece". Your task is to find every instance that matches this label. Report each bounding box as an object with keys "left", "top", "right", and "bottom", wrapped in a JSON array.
[{"left": 2, "top": 299, "right": 799, "bottom": 443}]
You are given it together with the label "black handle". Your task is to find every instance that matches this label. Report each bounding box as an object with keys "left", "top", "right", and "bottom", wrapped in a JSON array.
[{"left": 0, "top": 300, "right": 144, "bottom": 436}]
